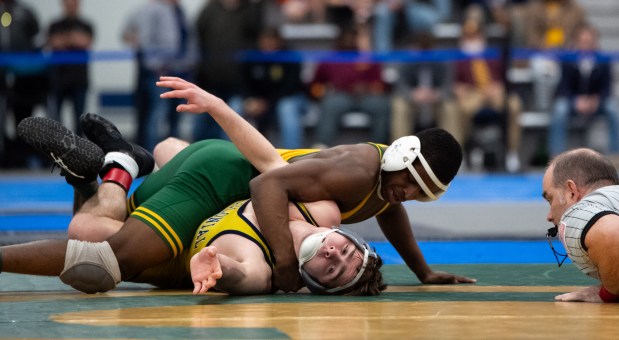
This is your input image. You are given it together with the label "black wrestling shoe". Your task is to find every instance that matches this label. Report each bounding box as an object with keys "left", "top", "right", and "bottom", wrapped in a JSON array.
[
  {"left": 17, "top": 117, "right": 104, "bottom": 185},
  {"left": 80, "top": 113, "right": 154, "bottom": 178}
]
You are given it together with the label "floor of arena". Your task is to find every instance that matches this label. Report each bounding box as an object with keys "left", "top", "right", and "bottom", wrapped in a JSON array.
[
  {"left": 2, "top": 173, "right": 619, "bottom": 339},
  {"left": 0, "top": 263, "right": 615, "bottom": 339}
]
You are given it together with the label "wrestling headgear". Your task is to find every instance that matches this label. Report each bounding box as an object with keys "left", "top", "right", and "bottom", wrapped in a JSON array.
[
  {"left": 298, "top": 228, "right": 377, "bottom": 294},
  {"left": 381, "top": 136, "right": 448, "bottom": 202}
]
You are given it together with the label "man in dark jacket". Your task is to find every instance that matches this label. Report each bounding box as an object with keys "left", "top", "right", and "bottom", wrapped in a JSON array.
[
  {"left": 47, "top": 0, "right": 94, "bottom": 135},
  {"left": 548, "top": 24, "right": 619, "bottom": 157}
]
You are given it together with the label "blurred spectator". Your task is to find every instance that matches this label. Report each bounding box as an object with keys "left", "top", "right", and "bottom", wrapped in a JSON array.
[
  {"left": 275, "top": 0, "right": 371, "bottom": 26},
  {"left": 390, "top": 32, "right": 450, "bottom": 139},
  {"left": 239, "top": 27, "right": 308, "bottom": 148},
  {"left": 455, "top": 0, "right": 531, "bottom": 48},
  {"left": 267, "top": 0, "right": 330, "bottom": 25},
  {"left": 0, "top": 0, "right": 48, "bottom": 169},
  {"left": 274, "top": 0, "right": 373, "bottom": 28},
  {"left": 320, "top": 0, "right": 374, "bottom": 51},
  {"left": 266, "top": 0, "right": 374, "bottom": 52},
  {"left": 502, "top": 0, "right": 530, "bottom": 49},
  {"left": 47, "top": 0, "right": 94, "bottom": 135},
  {"left": 445, "top": 16, "right": 522, "bottom": 172},
  {"left": 310, "top": 26, "right": 390, "bottom": 147},
  {"left": 372, "top": 0, "right": 452, "bottom": 52},
  {"left": 122, "top": 3, "right": 149, "bottom": 147},
  {"left": 524, "top": 0, "right": 586, "bottom": 111},
  {"left": 279, "top": 0, "right": 314, "bottom": 23},
  {"left": 193, "top": 0, "right": 263, "bottom": 141},
  {"left": 548, "top": 24, "right": 619, "bottom": 157},
  {"left": 124, "top": 0, "right": 198, "bottom": 152},
  {"left": 322, "top": 0, "right": 373, "bottom": 27},
  {"left": 455, "top": 0, "right": 528, "bottom": 27}
]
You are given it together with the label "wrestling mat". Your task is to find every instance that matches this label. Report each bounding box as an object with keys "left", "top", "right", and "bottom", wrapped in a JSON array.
[{"left": 1, "top": 263, "right": 616, "bottom": 339}]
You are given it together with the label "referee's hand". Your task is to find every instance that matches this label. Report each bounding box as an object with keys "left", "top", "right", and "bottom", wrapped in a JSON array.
[{"left": 555, "top": 285, "right": 602, "bottom": 303}]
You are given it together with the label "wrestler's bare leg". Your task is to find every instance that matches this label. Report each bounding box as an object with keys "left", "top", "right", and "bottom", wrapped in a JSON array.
[
  {"left": 106, "top": 218, "right": 174, "bottom": 280},
  {"left": 72, "top": 188, "right": 96, "bottom": 214},
  {"left": 68, "top": 137, "right": 190, "bottom": 241},
  {"left": 1, "top": 240, "right": 68, "bottom": 275},
  {"left": 68, "top": 137, "right": 190, "bottom": 242},
  {"left": 67, "top": 113, "right": 155, "bottom": 241},
  {"left": 153, "top": 137, "right": 190, "bottom": 168},
  {"left": 0, "top": 218, "right": 174, "bottom": 282},
  {"left": 68, "top": 182, "right": 127, "bottom": 241}
]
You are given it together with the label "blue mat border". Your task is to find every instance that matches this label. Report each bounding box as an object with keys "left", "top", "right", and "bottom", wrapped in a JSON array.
[{"left": 0, "top": 174, "right": 545, "bottom": 209}]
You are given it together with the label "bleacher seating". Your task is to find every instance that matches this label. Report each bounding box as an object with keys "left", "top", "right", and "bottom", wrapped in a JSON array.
[{"left": 95, "top": 0, "right": 619, "bottom": 160}]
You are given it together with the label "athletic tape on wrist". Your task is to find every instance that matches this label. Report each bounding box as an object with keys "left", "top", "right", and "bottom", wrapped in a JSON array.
[
  {"left": 102, "top": 168, "right": 133, "bottom": 192},
  {"left": 599, "top": 286, "right": 619, "bottom": 303}
]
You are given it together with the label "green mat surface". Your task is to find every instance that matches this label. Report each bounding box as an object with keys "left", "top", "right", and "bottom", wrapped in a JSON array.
[{"left": 0, "top": 264, "right": 597, "bottom": 339}]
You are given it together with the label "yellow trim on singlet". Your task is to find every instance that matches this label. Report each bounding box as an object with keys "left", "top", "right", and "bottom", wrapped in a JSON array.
[
  {"left": 277, "top": 148, "right": 320, "bottom": 161},
  {"left": 292, "top": 202, "right": 318, "bottom": 227},
  {"left": 133, "top": 206, "right": 183, "bottom": 256},
  {"left": 375, "top": 203, "right": 391, "bottom": 216},
  {"left": 340, "top": 142, "right": 389, "bottom": 221},
  {"left": 126, "top": 195, "right": 136, "bottom": 215}
]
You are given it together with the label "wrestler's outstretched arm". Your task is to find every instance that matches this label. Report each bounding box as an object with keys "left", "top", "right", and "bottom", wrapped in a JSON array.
[
  {"left": 190, "top": 246, "right": 272, "bottom": 295},
  {"left": 156, "top": 76, "right": 286, "bottom": 174}
]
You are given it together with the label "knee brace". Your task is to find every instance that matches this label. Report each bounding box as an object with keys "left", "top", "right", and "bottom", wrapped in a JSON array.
[{"left": 60, "top": 240, "right": 121, "bottom": 294}]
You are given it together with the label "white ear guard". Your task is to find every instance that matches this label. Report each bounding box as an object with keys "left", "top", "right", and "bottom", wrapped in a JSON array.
[
  {"left": 298, "top": 229, "right": 337, "bottom": 268},
  {"left": 381, "top": 136, "right": 448, "bottom": 202}
]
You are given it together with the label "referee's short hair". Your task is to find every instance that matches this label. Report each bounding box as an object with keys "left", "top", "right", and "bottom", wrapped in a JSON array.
[{"left": 550, "top": 148, "right": 619, "bottom": 188}]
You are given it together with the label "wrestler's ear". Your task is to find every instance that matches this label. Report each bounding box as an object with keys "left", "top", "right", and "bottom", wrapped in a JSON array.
[{"left": 565, "top": 180, "right": 581, "bottom": 202}]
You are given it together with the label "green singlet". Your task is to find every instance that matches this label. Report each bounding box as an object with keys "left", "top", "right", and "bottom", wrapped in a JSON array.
[{"left": 126, "top": 140, "right": 259, "bottom": 257}]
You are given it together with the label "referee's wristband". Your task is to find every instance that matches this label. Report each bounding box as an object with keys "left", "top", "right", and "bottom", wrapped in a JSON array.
[{"left": 599, "top": 286, "right": 619, "bottom": 303}]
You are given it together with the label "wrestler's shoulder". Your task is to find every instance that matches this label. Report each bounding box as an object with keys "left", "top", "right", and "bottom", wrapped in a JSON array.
[{"left": 322, "top": 143, "right": 380, "bottom": 160}]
